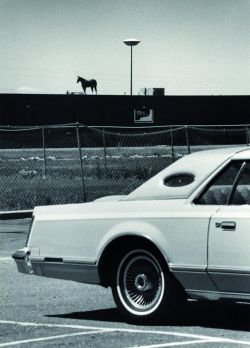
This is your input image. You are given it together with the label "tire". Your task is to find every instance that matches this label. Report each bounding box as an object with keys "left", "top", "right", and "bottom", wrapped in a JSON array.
[{"left": 112, "top": 248, "right": 183, "bottom": 323}]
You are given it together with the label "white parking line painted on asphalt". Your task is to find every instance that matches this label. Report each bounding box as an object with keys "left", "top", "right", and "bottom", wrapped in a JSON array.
[
  {"left": 0, "top": 257, "right": 11, "bottom": 262},
  {"left": 131, "top": 338, "right": 250, "bottom": 347},
  {"left": 120, "top": 327, "right": 250, "bottom": 346},
  {"left": 0, "top": 320, "right": 250, "bottom": 346},
  {"left": 0, "top": 226, "right": 28, "bottom": 233},
  {"left": 125, "top": 339, "right": 217, "bottom": 348},
  {"left": 0, "top": 320, "right": 114, "bottom": 332},
  {"left": 0, "top": 329, "right": 111, "bottom": 347}
]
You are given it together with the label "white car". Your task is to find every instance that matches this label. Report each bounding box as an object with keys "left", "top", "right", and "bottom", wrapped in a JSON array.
[{"left": 13, "top": 147, "right": 250, "bottom": 322}]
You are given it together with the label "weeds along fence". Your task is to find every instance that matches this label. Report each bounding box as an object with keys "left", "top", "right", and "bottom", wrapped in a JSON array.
[{"left": 0, "top": 123, "right": 249, "bottom": 211}]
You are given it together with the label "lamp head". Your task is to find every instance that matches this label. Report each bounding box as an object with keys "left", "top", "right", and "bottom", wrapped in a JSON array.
[{"left": 123, "top": 38, "right": 141, "bottom": 46}]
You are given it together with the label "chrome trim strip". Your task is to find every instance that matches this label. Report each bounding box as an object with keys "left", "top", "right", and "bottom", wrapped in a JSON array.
[
  {"left": 170, "top": 265, "right": 205, "bottom": 272},
  {"left": 187, "top": 289, "right": 250, "bottom": 301},
  {"left": 208, "top": 267, "right": 250, "bottom": 275},
  {"left": 29, "top": 257, "right": 96, "bottom": 265},
  {"left": 172, "top": 265, "right": 250, "bottom": 275},
  {"left": 63, "top": 258, "right": 96, "bottom": 265}
]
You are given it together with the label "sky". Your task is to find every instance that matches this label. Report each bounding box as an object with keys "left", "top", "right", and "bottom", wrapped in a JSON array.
[{"left": 0, "top": 0, "right": 249, "bottom": 95}]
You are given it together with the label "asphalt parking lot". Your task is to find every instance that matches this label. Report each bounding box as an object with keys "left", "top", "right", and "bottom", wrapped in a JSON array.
[{"left": 0, "top": 219, "right": 250, "bottom": 347}]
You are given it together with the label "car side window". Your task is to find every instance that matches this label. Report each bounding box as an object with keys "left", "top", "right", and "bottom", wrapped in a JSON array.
[
  {"left": 230, "top": 162, "right": 250, "bottom": 205},
  {"left": 194, "top": 161, "right": 243, "bottom": 205}
]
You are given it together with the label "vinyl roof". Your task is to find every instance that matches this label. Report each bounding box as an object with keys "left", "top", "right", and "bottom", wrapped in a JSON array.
[{"left": 126, "top": 146, "right": 249, "bottom": 200}]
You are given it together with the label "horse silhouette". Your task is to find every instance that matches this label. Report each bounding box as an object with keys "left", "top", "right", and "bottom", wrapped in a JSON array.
[{"left": 77, "top": 76, "right": 97, "bottom": 94}]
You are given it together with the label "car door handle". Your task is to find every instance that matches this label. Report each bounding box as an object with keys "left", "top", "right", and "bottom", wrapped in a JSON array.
[{"left": 220, "top": 221, "right": 236, "bottom": 231}]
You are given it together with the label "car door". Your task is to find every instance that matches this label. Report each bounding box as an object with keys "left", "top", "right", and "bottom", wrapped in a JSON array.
[{"left": 208, "top": 161, "right": 250, "bottom": 293}]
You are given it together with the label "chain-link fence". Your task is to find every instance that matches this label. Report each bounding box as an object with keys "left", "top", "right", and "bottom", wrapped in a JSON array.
[{"left": 0, "top": 123, "right": 249, "bottom": 211}]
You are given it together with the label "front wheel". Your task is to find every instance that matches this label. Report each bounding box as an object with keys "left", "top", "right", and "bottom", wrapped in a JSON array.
[{"left": 112, "top": 249, "right": 182, "bottom": 323}]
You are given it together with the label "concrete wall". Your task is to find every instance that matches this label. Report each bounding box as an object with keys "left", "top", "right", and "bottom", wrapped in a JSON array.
[{"left": 0, "top": 94, "right": 249, "bottom": 126}]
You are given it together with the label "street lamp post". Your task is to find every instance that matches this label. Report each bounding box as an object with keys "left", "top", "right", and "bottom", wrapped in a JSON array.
[{"left": 123, "top": 38, "right": 140, "bottom": 95}]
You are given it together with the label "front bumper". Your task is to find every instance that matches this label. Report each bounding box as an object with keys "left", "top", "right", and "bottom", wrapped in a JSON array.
[{"left": 12, "top": 248, "right": 33, "bottom": 274}]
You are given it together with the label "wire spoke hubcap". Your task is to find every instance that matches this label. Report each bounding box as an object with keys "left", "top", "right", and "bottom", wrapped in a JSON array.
[
  {"left": 134, "top": 273, "right": 153, "bottom": 291},
  {"left": 117, "top": 250, "right": 165, "bottom": 315}
]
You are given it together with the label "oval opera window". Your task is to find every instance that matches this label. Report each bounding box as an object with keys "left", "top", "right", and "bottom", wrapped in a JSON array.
[{"left": 164, "top": 174, "right": 195, "bottom": 187}]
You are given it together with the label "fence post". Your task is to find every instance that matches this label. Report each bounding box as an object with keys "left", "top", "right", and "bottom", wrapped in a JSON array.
[
  {"left": 42, "top": 127, "right": 47, "bottom": 179},
  {"left": 170, "top": 128, "right": 175, "bottom": 162},
  {"left": 102, "top": 127, "right": 107, "bottom": 175},
  {"left": 246, "top": 126, "right": 249, "bottom": 146},
  {"left": 185, "top": 126, "right": 191, "bottom": 154},
  {"left": 76, "top": 123, "right": 86, "bottom": 202}
]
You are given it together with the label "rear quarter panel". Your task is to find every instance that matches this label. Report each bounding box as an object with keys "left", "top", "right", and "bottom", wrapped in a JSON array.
[{"left": 28, "top": 200, "right": 216, "bottom": 270}]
